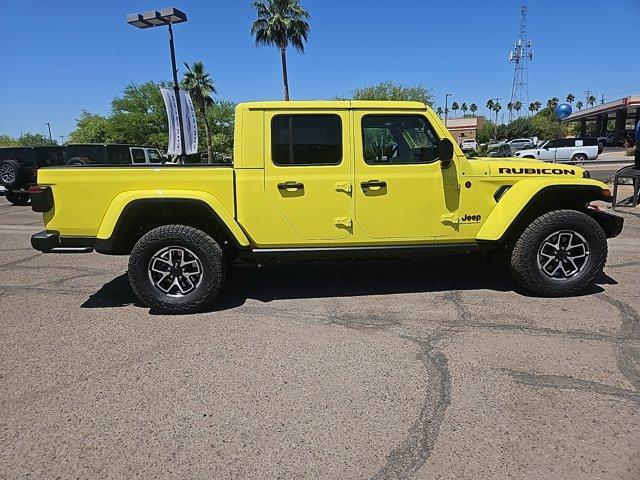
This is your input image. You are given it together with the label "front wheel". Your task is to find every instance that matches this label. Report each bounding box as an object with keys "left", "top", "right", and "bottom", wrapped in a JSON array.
[
  {"left": 128, "top": 225, "right": 227, "bottom": 313},
  {"left": 510, "top": 210, "right": 607, "bottom": 296},
  {"left": 5, "top": 191, "right": 30, "bottom": 206}
]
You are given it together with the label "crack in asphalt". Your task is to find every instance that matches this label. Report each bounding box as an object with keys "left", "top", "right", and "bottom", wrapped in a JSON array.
[
  {"left": 501, "top": 369, "right": 640, "bottom": 405},
  {"left": 371, "top": 333, "right": 451, "bottom": 480},
  {"left": 598, "top": 294, "right": 640, "bottom": 391}
]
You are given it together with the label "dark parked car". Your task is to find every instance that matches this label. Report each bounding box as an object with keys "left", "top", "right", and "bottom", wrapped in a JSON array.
[
  {"left": 64, "top": 144, "right": 163, "bottom": 165},
  {"left": 486, "top": 143, "right": 512, "bottom": 157},
  {"left": 0, "top": 146, "right": 66, "bottom": 205}
]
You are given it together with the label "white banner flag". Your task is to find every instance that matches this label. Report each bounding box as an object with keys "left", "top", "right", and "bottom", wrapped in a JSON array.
[
  {"left": 179, "top": 90, "right": 198, "bottom": 155},
  {"left": 160, "top": 88, "right": 198, "bottom": 156}
]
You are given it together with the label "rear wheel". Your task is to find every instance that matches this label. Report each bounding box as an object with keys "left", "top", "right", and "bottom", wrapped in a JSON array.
[
  {"left": 510, "top": 210, "right": 607, "bottom": 296},
  {"left": 572, "top": 153, "right": 588, "bottom": 164},
  {"left": 66, "top": 157, "right": 88, "bottom": 166},
  {"left": 128, "top": 225, "right": 227, "bottom": 313},
  {"left": 4, "top": 191, "right": 30, "bottom": 206}
]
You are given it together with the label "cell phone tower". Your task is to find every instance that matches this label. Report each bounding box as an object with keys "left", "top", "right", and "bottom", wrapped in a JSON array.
[{"left": 508, "top": 4, "right": 534, "bottom": 122}]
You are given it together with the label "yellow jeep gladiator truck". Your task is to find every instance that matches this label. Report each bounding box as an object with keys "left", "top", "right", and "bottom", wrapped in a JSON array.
[{"left": 29, "top": 101, "right": 623, "bottom": 313}]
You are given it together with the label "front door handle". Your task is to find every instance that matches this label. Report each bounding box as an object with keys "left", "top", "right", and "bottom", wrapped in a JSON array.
[
  {"left": 361, "top": 180, "right": 387, "bottom": 189},
  {"left": 277, "top": 181, "right": 304, "bottom": 190}
]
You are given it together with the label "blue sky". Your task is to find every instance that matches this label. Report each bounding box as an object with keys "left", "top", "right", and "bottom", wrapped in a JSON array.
[{"left": 1, "top": 0, "right": 638, "bottom": 139}]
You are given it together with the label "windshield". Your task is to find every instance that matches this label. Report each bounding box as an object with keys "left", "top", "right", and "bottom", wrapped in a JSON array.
[{"left": 147, "top": 149, "right": 162, "bottom": 162}]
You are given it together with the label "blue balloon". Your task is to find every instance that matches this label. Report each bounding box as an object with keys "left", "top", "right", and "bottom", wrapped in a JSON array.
[{"left": 555, "top": 103, "right": 572, "bottom": 120}]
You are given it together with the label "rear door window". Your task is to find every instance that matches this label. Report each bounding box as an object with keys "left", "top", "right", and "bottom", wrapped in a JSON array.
[
  {"left": 271, "top": 115, "right": 342, "bottom": 166},
  {"left": 131, "top": 148, "right": 146, "bottom": 164}
]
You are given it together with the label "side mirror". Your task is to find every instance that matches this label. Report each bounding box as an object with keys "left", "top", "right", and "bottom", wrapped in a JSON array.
[{"left": 438, "top": 138, "right": 454, "bottom": 166}]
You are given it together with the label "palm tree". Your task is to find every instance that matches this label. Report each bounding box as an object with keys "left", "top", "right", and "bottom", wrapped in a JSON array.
[
  {"left": 547, "top": 97, "right": 559, "bottom": 109},
  {"left": 451, "top": 101, "right": 459, "bottom": 117},
  {"left": 436, "top": 106, "right": 443, "bottom": 118},
  {"left": 529, "top": 101, "right": 542, "bottom": 115},
  {"left": 507, "top": 101, "right": 513, "bottom": 114},
  {"left": 587, "top": 95, "right": 597, "bottom": 107},
  {"left": 461, "top": 102, "right": 468, "bottom": 116},
  {"left": 576, "top": 100, "right": 584, "bottom": 110},
  {"left": 251, "top": 0, "right": 310, "bottom": 101},
  {"left": 514, "top": 101, "right": 522, "bottom": 115},
  {"left": 486, "top": 99, "right": 495, "bottom": 118},
  {"left": 469, "top": 103, "right": 478, "bottom": 116},
  {"left": 566, "top": 93, "right": 575, "bottom": 105},
  {"left": 182, "top": 61, "right": 216, "bottom": 163}
]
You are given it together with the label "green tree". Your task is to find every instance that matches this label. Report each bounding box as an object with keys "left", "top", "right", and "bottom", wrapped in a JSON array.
[
  {"left": 68, "top": 111, "right": 110, "bottom": 143},
  {"left": 436, "top": 106, "right": 443, "bottom": 117},
  {"left": 205, "top": 99, "right": 236, "bottom": 161},
  {"left": 507, "top": 102, "right": 513, "bottom": 114},
  {"left": 182, "top": 61, "right": 216, "bottom": 163},
  {"left": 587, "top": 95, "right": 597, "bottom": 107},
  {"left": 251, "top": 0, "right": 310, "bottom": 101},
  {"left": 0, "top": 135, "right": 19, "bottom": 147},
  {"left": 19, "top": 133, "right": 57, "bottom": 146},
  {"left": 469, "top": 103, "right": 478, "bottom": 115},
  {"left": 351, "top": 81, "right": 434, "bottom": 105},
  {"left": 461, "top": 102, "right": 468, "bottom": 116},
  {"left": 451, "top": 101, "right": 459, "bottom": 117},
  {"left": 576, "top": 100, "right": 584, "bottom": 110},
  {"left": 108, "top": 81, "right": 169, "bottom": 148},
  {"left": 566, "top": 93, "right": 575, "bottom": 105}
]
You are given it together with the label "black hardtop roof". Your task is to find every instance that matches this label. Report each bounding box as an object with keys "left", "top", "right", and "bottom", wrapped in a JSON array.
[
  {"left": 0, "top": 145, "right": 65, "bottom": 150},
  {"left": 66, "top": 143, "right": 158, "bottom": 149}
]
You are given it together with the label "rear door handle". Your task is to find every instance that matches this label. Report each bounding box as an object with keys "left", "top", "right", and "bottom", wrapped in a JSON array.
[
  {"left": 277, "top": 181, "right": 304, "bottom": 190},
  {"left": 361, "top": 180, "right": 387, "bottom": 189}
]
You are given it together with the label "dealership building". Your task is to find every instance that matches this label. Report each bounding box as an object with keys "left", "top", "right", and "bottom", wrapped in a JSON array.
[
  {"left": 444, "top": 117, "right": 485, "bottom": 144},
  {"left": 562, "top": 94, "right": 640, "bottom": 143}
]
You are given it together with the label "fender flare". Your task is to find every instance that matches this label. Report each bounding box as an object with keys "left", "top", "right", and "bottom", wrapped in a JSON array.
[
  {"left": 476, "top": 179, "right": 609, "bottom": 242},
  {"left": 96, "top": 189, "right": 250, "bottom": 247}
]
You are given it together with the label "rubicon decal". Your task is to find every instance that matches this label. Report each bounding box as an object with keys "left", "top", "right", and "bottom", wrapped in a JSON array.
[
  {"left": 461, "top": 214, "right": 482, "bottom": 223},
  {"left": 499, "top": 167, "right": 576, "bottom": 175}
]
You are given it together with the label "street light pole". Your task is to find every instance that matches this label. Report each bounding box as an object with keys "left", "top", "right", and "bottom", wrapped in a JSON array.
[
  {"left": 126, "top": 7, "right": 188, "bottom": 162},
  {"left": 494, "top": 97, "right": 501, "bottom": 140},
  {"left": 46, "top": 122, "right": 53, "bottom": 145},
  {"left": 445, "top": 93, "right": 453, "bottom": 128},
  {"left": 167, "top": 21, "right": 187, "bottom": 162}
]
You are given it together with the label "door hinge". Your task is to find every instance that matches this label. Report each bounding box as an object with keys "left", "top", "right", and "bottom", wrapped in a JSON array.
[
  {"left": 440, "top": 213, "right": 459, "bottom": 225},
  {"left": 334, "top": 182, "right": 352, "bottom": 194},
  {"left": 334, "top": 216, "right": 352, "bottom": 227}
]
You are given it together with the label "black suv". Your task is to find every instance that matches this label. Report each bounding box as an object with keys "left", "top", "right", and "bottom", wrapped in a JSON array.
[
  {"left": 1, "top": 144, "right": 164, "bottom": 205},
  {"left": 64, "top": 144, "right": 163, "bottom": 166},
  {"left": 0, "top": 146, "right": 66, "bottom": 205}
]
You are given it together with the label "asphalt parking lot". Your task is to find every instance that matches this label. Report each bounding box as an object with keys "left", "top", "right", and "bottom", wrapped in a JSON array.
[{"left": 1, "top": 195, "right": 639, "bottom": 479}]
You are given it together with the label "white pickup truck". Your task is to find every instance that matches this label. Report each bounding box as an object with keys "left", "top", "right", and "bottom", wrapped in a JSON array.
[{"left": 514, "top": 138, "right": 599, "bottom": 163}]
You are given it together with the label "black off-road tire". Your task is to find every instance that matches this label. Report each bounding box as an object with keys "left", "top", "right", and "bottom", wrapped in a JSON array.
[
  {"left": 66, "top": 157, "right": 88, "bottom": 166},
  {"left": 4, "top": 191, "right": 30, "bottom": 206},
  {"left": 128, "top": 225, "right": 226, "bottom": 313},
  {"left": 0, "top": 160, "right": 23, "bottom": 189},
  {"left": 510, "top": 209, "right": 607, "bottom": 296}
]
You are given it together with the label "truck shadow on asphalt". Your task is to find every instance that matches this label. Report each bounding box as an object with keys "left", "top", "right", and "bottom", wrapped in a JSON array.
[{"left": 81, "top": 254, "right": 617, "bottom": 313}]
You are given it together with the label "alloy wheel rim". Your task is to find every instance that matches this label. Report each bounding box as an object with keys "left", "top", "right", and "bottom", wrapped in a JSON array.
[
  {"left": 147, "top": 246, "right": 203, "bottom": 297},
  {"left": 0, "top": 164, "right": 15, "bottom": 184},
  {"left": 537, "top": 230, "right": 589, "bottom": 280}
]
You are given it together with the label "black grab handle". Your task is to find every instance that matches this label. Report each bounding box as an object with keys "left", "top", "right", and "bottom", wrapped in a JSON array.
[
  {"left": 361, "top": 180, "right": 387, "bottom": 189},
  {"left": 278, "top": 181, "right": 304, "bottom": 190}
]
